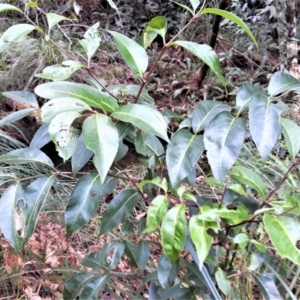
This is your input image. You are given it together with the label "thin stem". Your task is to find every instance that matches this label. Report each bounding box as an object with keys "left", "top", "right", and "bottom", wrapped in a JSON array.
[
  {"left": 134, "top": 49, "right": 165, "bottom": 103},
  {"left": 56, "top": 170, "right": 140, "bottom": 183},
  {"left": 261, "top": 156, "right": 300, "bottom": 207},
  {"left": 85, "top": 68, "right": 118, "bottom": 100},
  {"left": 227, "top": 243, "right": 238, "bottom": 271}
]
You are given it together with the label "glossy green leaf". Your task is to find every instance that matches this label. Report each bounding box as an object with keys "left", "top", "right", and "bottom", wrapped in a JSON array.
[
  {"left": 30, "top": 124, "right": 51, "bottom": 149},
  {"left": 24, "top": 175, "right": 55, "bottom": 241},
  {"left": 233, "top": 233, "right": 249, "bottom": 248},
  {"left": 100, "top": 176, "right": 118, "bottom": 199},
  {"left": 249, "top": 94, "right": 285, "bottom": 161},
  {"left": 182, "top": 191, "right": 197, "bottom": 202},
  {"left": 192, "top": 100, "right": 231, "bottom": 134},
  {"left": 0, "top": 4, "right": 22, "bottom": 12},
  {"left": 236, "top": 83, "right": 263, "bottom": 114},
  {"left": 158, "top": 283, "right": 190, "bottom": 299},
  {"left": 71, "top": 135, "right": 93, "bottom": 176},
  {"left": 263, "top": 214, "right": 300, "bottom": 265},
  {"left": 80, "top": 274, "right": 110, "bottom": 300},
  {"left": 215, "top": 268, "right": 231, "bottom": 296},
  {"left": 122, "top": 220, "right": 134, "bottom": 236},
  {"left": 137, "top": 241, "right": 150, "bottom": 270},
  {"left": 125, "top": 241, "right": 139, "bottom": 268},
  {"left": 146, "top": 16, "right": 168, "bottom": 39},
  {"left": 0, "top": 183, "right": 25, "bottom": 252},
  {"left": 189, "top": 0, "right": 200, "bottom": 12},
  {"left": 144, "top": 195, "right": 168, "bottom": 233},
  {"left": 161, "top": 204, "right": 186, "bottom": 263},
  {"left": 82, "top": 242, "right": 124, "bottom": 270},
  {"left": 79, "top": 22, "right": 101, "bottom": 61},
  {"left": 46, "top": 13, "right": 68, "bottom": 33},
  {"left": 251, "top": 240, "right": 267, "bottom": 253},
  {"left": 138, "top": 28, "right": 157, "bottom": 49},
  {"left": 179, "top": 117, "right": 192, "bottom": 129},
  {"left": 231, "top": 166, "right": 266, "bottom": 198},
  {"left": 143, "top": 132, "right": 164, "bottom": 156},
  {"left": 200, "top": 8, "right": 258, "bottom": 48},
  {"left": 228, "top": 183, "right": 247, "bottom": 196},
  {"left": 36, "top": 61, "right": 83, "bottom": 81},
  {"left": 112, "top": 104, "right": 169, "bottom": 142},
  {"left": 35, "top": 81, "right": 118, "bottom": 113},
  {"left": 135, "top": 131, "right": 164, "bottom": 157},
  {"left": 253, "top": 273, "right": 281, "bottom": 300},
  {"left": 157, "top": 254, "right": 177, "bottom": 289},
  {"left": 107, "top": 0, "right": 119, "bottom": 15},
  {"left": 264, "top": 261, "right": 297, "bottom": 300},
  {"left": 248, "top": 252, "right": 265, "bottom": 271},
  {"left": 65, "top": 173, "right": 102, "bottom": 234},
  {"left": 281, "top": 118, "right": 300, "bottom": 159},
  {"left": 41, "top": 97, "right": 91, "bottom": 123},
  {"left": 100, "top": 189, "right": 140, "bottom": 235},
  {"left": 48, "top": 112, "right": 79, "bottom": 160},
  {"left": 0, "top": 108, "right": 35, "bottom": 127},
  {"left": 0, "top": 148, "right": 54, "bottom": 168},
  {"left": 268, "top": 71, "right": 300, "bottom": 96},
  {"left": 108, "top": 30, "right": 148, "bottom": 78},
  {"left": 171, "top": 41, "right": 226, "bottom": 87},
  {"left": 27, "top": 2, "right": 38, "bottom": 8},
  {"left": 2, "top": 91, "right": 39, "bottom": 108},
  {"left": 82, "top": 114, "right": 119, "bottom": 183},
  {"left": 138, "top": 155, "right": 157, "bottom": 170},
  {"left": 166, "top": 129, "right": 204, "bottom": 188},
  {"left": 204, "top": 112, "right": 245, "bottom": 183},
  {"left": 172, "top": 1, "right": 193, "bottom": 15},
  {"left": 139, "top": 177, "right": 168, "bottom": 193},
  {"left": 0, "top": 24, "right": 40, "bottom": 53},
  {"left": 63, "top": 272, "right": 95, "bottom": 299},
  {"left": 189, "top": 216, "right": 213, "bottom": 268},
  {"left": 198, "top": 206, "right": 250, "bottom": 224},
  {"left": 135, "top": 132, "right": 152, "bottom": 156},
  {"left": 114, "top": 140, "right": 128, "bottom": 162}
]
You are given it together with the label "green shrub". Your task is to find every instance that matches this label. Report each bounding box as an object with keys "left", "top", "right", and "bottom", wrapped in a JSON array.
[{"left": 1, "top": 1, "right": 300, "bottom": 299}]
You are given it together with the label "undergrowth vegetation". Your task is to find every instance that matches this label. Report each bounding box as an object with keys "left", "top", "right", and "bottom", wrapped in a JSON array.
[{"left": 1, "top": 0, "right": 300, "bottom": 299}]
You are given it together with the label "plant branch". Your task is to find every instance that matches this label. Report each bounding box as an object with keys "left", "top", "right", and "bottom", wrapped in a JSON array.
[
  {"left": 134, "top": 49, "right": 166, "bottom": 103},
  {"left": 196, "top": 0, "right": 230, "bottom": 88},
  {"left": 85, "top": 68, "right": 119, "bottom": 100},
  {"left": 261, "top": 156, "right": 300, "bottom": 207},
  {"left": 226, "top": 157, "right": 300, "bottom": 230}
]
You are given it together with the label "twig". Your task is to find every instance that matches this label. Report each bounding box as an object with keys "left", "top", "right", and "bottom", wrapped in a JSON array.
[
  {"left": 227, "top": 157, "right": 300, "bottom": 230},
  {"left": 261, "top": 156, "right": 300, "bottom": 207},
  {"left": 86, "top": 68, "right": 119, "bottom": 100},
  {"left": 196, "top": 0, "right": 230, "bottom": 88}
]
